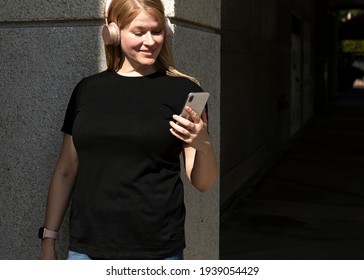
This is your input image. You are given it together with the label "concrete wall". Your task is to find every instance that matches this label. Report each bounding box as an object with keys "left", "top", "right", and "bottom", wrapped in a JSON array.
[
  {"left": 220, "top": 0, "right": 315, "bottom": 207},
  {"left": 166, "top": 0, "right": 221, "bottom": 260},
  {"left": 0, "top": 0, "right": 220, "bottom": 260}
]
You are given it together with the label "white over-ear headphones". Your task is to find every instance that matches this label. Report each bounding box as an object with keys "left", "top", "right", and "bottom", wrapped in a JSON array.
[{"left": 102, "top": 0, "right": 173, "bottom": 46}]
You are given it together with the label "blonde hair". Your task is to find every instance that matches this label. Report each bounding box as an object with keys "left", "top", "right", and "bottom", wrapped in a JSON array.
[{"left": 104, "top": 0, "right": 199, "bottom": 84}]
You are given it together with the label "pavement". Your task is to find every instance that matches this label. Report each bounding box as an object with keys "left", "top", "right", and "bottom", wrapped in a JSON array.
[{"left": 220, "top": 96, "right": 364, "bottom": 260}]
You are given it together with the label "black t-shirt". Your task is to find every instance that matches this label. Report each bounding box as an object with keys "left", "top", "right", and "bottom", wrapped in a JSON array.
[{"left": 61, "top": 70, "right": 202, "bottom": 259}]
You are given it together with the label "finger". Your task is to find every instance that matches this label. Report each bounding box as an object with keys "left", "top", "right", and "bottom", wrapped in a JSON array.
[
  {"left": 169, "top": 120, "right": 190, "bottom": 135},
  {"left": 201, "top": 109, "right": 208, "bottom": 123},
  {"left": 170, "top": 127, "right": 185, "bottom": 139},
  {"left": 169, "top": 128, "right": 192, "bottom": 144},
  {"left": 185, "top": 106, "right": 201, "bottom": 124},
  {"left": 172, "top": 114, "right": 195, "bottom": 131},
  {"left": 173, "top": 114, "right": 189, "bottom": 125}
]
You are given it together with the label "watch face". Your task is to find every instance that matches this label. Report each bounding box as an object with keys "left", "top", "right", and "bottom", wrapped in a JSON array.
[{"left": 38, "top": 227, "right": 44, "bottom": 239}]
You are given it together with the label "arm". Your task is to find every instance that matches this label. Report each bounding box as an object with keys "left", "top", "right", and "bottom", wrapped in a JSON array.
[
  {"left": 169, "top": 107, "right": 218, "bottom": 192},
  {"left": 39, "top": 134, "right": 79, "bottom": 260}
]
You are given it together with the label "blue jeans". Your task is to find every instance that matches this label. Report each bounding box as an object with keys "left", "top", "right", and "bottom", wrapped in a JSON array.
[{"left": 67, "top": 250, "right": 184, "bottom": 260}]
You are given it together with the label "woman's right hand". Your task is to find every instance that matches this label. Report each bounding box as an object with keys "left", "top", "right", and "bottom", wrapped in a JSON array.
[{"left": 38, "top": 239, "right": 57, "bottom": 260}]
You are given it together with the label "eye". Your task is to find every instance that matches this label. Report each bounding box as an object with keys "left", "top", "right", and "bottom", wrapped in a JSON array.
[{"left": 151, "top": 30, "right": 162, "bottom": 35}]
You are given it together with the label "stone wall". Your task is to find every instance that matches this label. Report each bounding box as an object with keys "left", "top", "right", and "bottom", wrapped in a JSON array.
[{"left": 0, "top": 0, "right": 220, "bottom": 260}]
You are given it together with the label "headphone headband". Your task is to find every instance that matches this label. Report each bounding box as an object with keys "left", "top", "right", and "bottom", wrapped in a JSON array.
[
  {"left": 102, "top": 0, "right": 173, "bottom": 46},
  {"left": 104, "top": 0, "right": 113, "bottom": 19}
]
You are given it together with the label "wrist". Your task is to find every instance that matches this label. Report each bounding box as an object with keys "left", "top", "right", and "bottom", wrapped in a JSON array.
[
  {"left": 38, "top": 227, "right": 59, "bottom": 240},
  {"left": 39, "top": 239, "right": 57, "bottom": 260},
  {"left": 41, "top": 237, "right": 56, "bottom": 246},
  {"left": 197, "top": 140, "right": 212, "bottom": 155}
]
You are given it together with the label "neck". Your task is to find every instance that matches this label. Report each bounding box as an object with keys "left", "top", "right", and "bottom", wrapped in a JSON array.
[{"left": 117, "top": 61, "right": 158, "bottom": 77}]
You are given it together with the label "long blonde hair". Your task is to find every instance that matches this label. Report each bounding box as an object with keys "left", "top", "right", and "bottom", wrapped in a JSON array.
[{"left": 104, "top": 0, "right": 199, "bottom": 84}]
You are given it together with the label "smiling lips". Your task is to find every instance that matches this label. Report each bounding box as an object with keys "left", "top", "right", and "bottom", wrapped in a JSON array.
[{"left": 140, "top": 49, "right": 156, "bottom": 56}]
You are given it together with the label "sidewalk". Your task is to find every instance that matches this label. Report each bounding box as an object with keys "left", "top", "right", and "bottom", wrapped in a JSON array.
[{"left": 220, "top": 97, "right": 364, "bottom": 259}]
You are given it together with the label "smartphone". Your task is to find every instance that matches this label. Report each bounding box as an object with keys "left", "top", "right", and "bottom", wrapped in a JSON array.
[{"left": 180, "top": 92, "right": 210, "bottom": 120}]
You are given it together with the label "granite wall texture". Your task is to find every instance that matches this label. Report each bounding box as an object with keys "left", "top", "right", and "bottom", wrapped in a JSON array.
[{"left": 0, "top": 0, "right": 220, "bottom": 260}]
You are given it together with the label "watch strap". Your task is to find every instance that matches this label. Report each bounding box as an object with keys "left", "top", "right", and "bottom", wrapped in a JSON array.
[{"left": 39, "top": 227, "right": 58, "bottom": 239}]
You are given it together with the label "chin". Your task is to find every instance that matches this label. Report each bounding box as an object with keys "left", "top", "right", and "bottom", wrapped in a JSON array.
[{"left": 139, "top": 58, "right": 157, "bottom": 66}]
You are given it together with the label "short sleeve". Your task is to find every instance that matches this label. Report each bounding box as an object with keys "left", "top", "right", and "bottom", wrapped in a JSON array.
[{"left": 61, "top": 83, "right": 80, "bottom": 135}]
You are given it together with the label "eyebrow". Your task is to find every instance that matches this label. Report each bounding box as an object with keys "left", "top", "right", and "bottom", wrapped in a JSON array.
[
  {"left": 130, "top": 26, "right": 162, "bottom": 32},
  {"left": 129, "top": 21, "right": 161, "bottom": 30}
]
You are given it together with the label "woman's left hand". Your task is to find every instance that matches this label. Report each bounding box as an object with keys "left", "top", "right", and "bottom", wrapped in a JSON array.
[{"left": 169, "top": 106, "right": 211, "bottom": 153}]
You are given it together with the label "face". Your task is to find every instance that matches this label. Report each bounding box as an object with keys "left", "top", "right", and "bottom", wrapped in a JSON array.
[{"left": 119, "top": 10, "right": 165, "bottom": 75}]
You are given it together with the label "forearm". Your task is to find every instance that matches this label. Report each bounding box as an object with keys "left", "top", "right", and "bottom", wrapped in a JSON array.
[
  {"left": 190, "top": 143, "right": 218, "bottom": 192},
  {"left": 171, "top": 107, "right": 218, "bottom": 192},
  {"left": 39, "top": 168, "right": 76, "bottom": 259},
  {"left": 43, "top": 171, "right": 75, "bottom": 231},
  {"left": 42, "top": 134, "right": 78, "bottom": 231}
]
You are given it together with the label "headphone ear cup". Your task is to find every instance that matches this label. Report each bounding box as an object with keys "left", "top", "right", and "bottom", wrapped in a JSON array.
[
  {"left": 165, "top": 18, "right": 173, "bottom": 37},
  {"left": 102, "top": 22, "right": 120, "bottom": 46}
]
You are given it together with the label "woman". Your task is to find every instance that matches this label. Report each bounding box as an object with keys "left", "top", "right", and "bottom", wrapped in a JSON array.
[{"left": 38, "top": 0, "right": 217, "bottom": 260}]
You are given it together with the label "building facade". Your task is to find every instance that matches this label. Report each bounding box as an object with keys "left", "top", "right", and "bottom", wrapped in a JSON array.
[{"left": 2, "top": 0, "right": 359, "bottom": 259}]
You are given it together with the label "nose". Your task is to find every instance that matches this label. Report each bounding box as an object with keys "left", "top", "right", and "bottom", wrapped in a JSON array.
[{"left": 143, "top": 32, "right": 156, "bottom": 46}]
